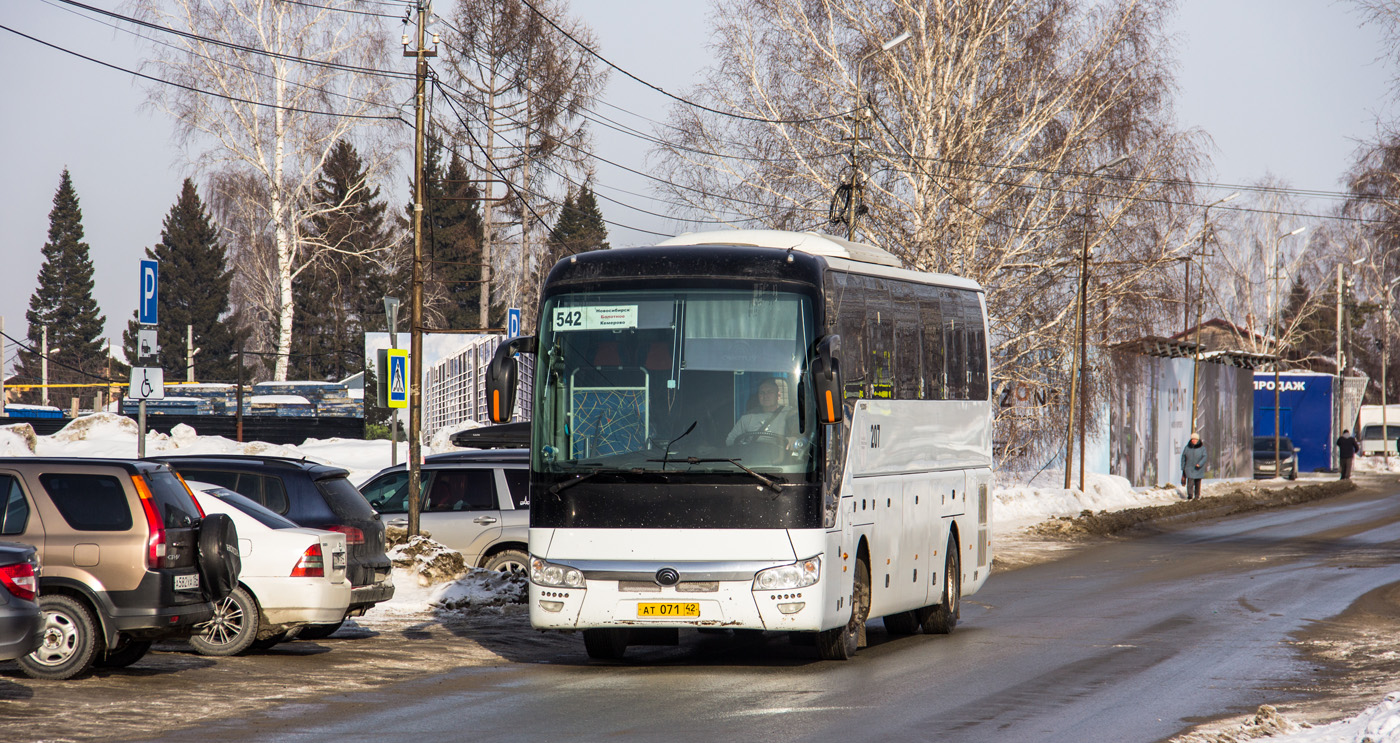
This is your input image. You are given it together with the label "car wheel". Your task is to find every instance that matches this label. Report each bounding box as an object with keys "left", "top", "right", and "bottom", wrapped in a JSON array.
[
  {"left": 190, "top": 586, "right": 259, "bottom": 656},
  {"left": 816, "top": 553, "right": 870, "bottom": 660},
  {"left": 198, "top": 513, "right": 242, "bottom": 601},
  {"left": 296, "top": 619, "right": 345, "bottom": 641},
  {"left": 95, "top": 634, "right": 152, "bottom": 668},
  {"left": 19, "top": 595, "right": 101, "bottom": 680},
  {"left": 482, "top": 549, "right": 529, "bottom": 574},
  {"left": 918, "top": 537, "right": 961, "bottom": 635}
]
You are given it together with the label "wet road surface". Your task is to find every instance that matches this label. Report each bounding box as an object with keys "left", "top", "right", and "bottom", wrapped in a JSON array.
[{"left": 133, "top": 477, "right": 1400, "bottom": 743}]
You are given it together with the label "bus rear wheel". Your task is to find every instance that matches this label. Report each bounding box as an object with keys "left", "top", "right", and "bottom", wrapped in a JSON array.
[
  {"left": 918, "top": 538, "right": 960, "bottom": 635},
  {"left": 583, "top": 628, "right": 630, "bottom": 660},
  {"left": 817, "top": 554, "right": 870, "bottom": 660}
]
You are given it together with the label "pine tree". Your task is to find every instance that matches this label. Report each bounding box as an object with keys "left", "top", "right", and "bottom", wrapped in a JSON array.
[
  {"left": 121, "top": 179, "right": 241, "bottom": 382},
  {"left": 545, "top": 184, "right": 608, "bottom": 270},
  {"left": 15, "top": 170, "right": 108, "bottom": 404},
  {"left": 292, "top": 140, "right": 390, "bottom": 380},
  {"left": 429, "top": 149, "right": 487, "bottom": 330}
]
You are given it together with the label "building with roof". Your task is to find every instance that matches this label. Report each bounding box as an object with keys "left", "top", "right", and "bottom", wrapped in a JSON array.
[{"left": 425, "top": 335, "right": 533, "bottom": 439}]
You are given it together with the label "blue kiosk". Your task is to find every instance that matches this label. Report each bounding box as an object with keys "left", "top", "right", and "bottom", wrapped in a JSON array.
[{"left": 1253, "top": 371, "right": 1341, "bottom": 474}]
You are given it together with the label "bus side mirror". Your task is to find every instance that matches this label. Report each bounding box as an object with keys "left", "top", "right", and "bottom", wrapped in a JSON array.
[
  {"left": 486, "top": 335, "right": 536, "bottom": 423},
  {"left": 813, "top": 334, "right": 843, "bottom": 424}
]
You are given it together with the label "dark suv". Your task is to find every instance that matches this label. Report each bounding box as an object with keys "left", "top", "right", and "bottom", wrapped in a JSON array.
[
  {"left": 149, "top": 455, "right": 393, "bottom": 637},
  {"left": 0, "top": 458, "right": 240, "bottom": 679}
]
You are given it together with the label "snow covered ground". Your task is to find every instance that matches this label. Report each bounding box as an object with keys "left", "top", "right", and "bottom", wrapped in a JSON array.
[{"left": 2, "top": 413, "right": 1398, "bottom": 741}]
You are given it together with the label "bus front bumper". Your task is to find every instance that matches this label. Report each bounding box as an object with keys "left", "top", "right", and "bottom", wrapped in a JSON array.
[{"left": 529, "top": 576, "right": 827, "bottom": 632}]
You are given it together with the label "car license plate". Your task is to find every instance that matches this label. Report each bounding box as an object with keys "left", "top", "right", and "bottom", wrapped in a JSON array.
[
  {"left": 332, "top": 552, "right": 346, "bottom": 570},
  {"left": 637, "top": 602, "right": 700, "bottom": 618},
  {"left": 174, "top": 574, "right": 200, "bottom": 591}
]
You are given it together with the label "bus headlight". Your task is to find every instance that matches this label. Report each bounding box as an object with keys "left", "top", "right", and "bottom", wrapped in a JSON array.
[
  {"left": 754, "top": 556, "right": 820, "bottom": 590},
  {"left": 530, "top": 556, "right": 585, "bottom": 588}
]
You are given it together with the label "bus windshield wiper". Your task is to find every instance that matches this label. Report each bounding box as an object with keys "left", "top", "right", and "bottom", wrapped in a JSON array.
[
  {"left": 644, "top": 457, "right": 784, "bottom": 493},
  {"left": 548, "top": 469, "right": 601, "bottom": 496}
]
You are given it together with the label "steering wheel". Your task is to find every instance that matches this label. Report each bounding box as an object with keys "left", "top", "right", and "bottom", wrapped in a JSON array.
[{"left": 733, "top": 431, "right": 787, "bottom": 449}]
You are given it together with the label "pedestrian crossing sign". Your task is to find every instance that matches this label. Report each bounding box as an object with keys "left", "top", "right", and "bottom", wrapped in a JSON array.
[{"left": 382, "top": 348, "right": 408, "bottom": 409}]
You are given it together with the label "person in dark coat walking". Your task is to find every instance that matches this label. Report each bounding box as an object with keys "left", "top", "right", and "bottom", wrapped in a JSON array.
[
  {"left": 1181, "top": 432, "right": 1207, "bottom": 500},
  {"left": 1337, "top": 429, "right": 1360, "bottom": 479}
]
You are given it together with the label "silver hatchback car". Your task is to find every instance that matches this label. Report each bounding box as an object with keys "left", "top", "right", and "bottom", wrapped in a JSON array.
[{"left": 358, "top": 450, "right": 529, "bottom": 573}]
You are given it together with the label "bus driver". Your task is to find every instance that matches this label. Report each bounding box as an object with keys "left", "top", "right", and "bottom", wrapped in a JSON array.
[{"left": 726, "top": 378, "right": 796, "bottom": 456}]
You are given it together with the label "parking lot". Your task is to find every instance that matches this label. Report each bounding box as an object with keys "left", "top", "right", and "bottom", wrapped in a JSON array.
[{"left": 0, "top": 607, "right": 571, "bottom": 742}]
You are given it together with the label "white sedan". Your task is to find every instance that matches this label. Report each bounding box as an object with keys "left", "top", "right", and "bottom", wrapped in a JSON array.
[{"left": 187, "top": 483, "right": 352, "bottom": 655}]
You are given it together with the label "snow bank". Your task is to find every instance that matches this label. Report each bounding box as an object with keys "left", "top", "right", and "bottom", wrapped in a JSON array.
[
  {"left": 1184, "top": 692, "right": 1400, "bottom": 743},
  {"left": 992, "top": 469, "right": 1183, "bottom": 532}
]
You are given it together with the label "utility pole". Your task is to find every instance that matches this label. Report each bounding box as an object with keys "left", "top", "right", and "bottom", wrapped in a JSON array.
[
  {"left": 1336, "top": 264, "right": 1344, "bottom": 374},
  {"left": 41, "top": 326, "right": 48, "bottom": 407},
  {"left": 235, "top": 345, "right": 245, "bottom": 443},
  {"left": 405, "top": 1, "right": 436, "bottom": 538}
]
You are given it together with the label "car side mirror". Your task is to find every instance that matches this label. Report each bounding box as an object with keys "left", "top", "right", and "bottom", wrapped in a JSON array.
[
  {"left": 812, "top": 334, "right": 843, "bottom": 424},
  {"left": 486, "top": 335, "right": 536, "bottom": 423}
]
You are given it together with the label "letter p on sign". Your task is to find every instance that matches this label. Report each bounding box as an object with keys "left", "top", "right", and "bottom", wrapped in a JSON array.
[{"left": 139, "top": 260, "right": 159, "bottom": 325}]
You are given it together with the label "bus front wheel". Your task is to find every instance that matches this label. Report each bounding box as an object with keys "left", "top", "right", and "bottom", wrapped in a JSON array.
[
  {"left": 816, "top": 554, "right": 870, "bottom": 660},
  {"left": 583, "top": 628, "right": 629, "bottom": 660},
  {"left": 918, "top": 538, "right": 960, "bottom": 635}
]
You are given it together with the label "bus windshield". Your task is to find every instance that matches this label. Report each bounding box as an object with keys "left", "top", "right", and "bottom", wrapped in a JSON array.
[{"left": 533, "top": 288, "right": 817, "bottom": 477}]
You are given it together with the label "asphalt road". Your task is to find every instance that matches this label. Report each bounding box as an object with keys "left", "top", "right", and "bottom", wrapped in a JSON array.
[{"left": 134, "top": 476, "right": 1400, "bottom": 743}]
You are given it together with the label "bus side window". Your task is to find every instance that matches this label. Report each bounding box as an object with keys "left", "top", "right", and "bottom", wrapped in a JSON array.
[
  {"left": 921, "top": 293, "right": 945, "bottom": 400},
  {"left": 827, "top": 272, "right": 867, "bottom": 399}
]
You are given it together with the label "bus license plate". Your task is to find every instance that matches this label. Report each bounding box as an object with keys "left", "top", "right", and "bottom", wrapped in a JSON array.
[
  {"left": 637, "top": 602, "right": 699, "bottom": 618},
  {"left": 174, "top": 574, "right": 200, "bottom": 591}
]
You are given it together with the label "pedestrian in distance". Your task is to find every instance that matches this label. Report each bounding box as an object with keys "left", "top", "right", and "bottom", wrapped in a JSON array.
[
  {"left": 1336, "top": 429, "right": 1360, "bottom": 480},
  {"left": 1180, "top": 432, "right": 1207, "bottom": 501}
]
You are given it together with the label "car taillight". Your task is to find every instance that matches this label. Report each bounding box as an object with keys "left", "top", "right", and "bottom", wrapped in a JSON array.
[
  {"left": 322, "top": 525, "right": 364, "bottom": 545},
  {"left": 133, "top": 475, "right": 168, "bottom": 569},
  {"left": 291, "top": 543, "right": 325, "bottom": 577},
  {"left": 175, "top": 473, "right": 206, "bottom": 517},
  {"left": 0, "top": 562, "right": 37, "bottom": 602}
]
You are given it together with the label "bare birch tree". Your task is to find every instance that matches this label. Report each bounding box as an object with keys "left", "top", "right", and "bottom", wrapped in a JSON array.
[
  {"left": 133, "top": 0, "right": 401, "bottom": 380},
  {"left": 654, "top": 0, "right": 1205, "bottom": 464},
  {"left": 441, "top": 0, "right": 605, "bottom": 328}
]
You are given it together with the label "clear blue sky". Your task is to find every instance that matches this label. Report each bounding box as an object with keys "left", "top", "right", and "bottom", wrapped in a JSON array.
[{"left": 0, "top": 1, "right": 1391, "bottom": 375}]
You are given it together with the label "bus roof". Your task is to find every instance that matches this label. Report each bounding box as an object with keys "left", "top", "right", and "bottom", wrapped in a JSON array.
[
  {"left": 657, "top": 230, "right": 902, "bottom": 267},
  {"left": 653, "top": 229, "right": 981, "bottom": 292}
]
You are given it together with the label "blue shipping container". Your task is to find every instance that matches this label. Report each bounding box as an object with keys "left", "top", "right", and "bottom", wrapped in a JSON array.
[{"left": 1254, "top": 372, "right": 1339, "bottom": 473}]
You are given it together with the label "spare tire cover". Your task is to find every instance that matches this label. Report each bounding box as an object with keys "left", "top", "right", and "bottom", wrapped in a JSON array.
[{"left": 197, "top": 513, "right": 241, "bottom": 601}]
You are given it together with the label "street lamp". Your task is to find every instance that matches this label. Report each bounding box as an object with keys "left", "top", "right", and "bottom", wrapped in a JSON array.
[
  {"left": 1271, "top": 225, "right": 1308, "bottom": 477},
  {"left": 847, "top": 30, "right": 911, "bottom": 240},
  {"left": 1065, "top": 154, "right": 1129, "bottom": 491},
  {"left": 1189, "top": 191, "right": 1241, "bottom": 433}
]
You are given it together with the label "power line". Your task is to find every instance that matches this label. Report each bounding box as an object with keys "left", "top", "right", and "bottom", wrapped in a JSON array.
[
  {"left": 510, "top": 0, "right": 861, "bottom": 126},
  {"left": 0, "top": 24, "right": 405, "bottom": 122},
  {"left": 38, "top": 0, "right": 406, "bottom": 116},
  {"left": 51, "top": 0, "right": 416, "bottom": 80},
  {"left": 430, "top": 75, "right": 825, "bottom": 221}
]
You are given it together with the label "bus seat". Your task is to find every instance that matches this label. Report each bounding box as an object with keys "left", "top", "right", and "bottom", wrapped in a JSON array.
[{"left": 644, "top": 342, "right": 672, "bottom": 371}]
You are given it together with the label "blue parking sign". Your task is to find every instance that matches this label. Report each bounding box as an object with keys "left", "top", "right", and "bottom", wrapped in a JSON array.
[
  {"left": 139, "top": 260, "right": 159, "bottom": 325},
  {"left": 507, "top": 307, "right": 521, "bottom": 339}
]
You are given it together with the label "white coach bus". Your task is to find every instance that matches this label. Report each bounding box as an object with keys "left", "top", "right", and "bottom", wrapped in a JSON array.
[{"left": 486, "top": 230, "right": 993, "bottom": 660}]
